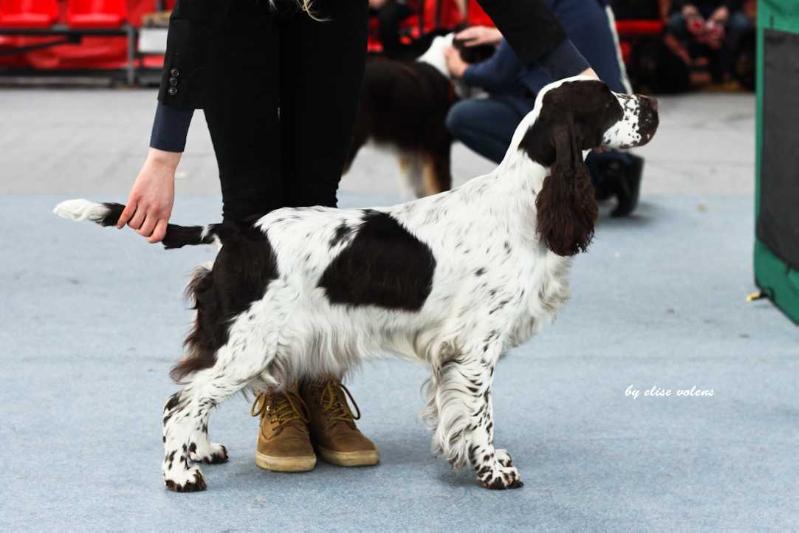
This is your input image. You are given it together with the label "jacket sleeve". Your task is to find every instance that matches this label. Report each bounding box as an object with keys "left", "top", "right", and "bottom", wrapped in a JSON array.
[
  {"left": 150, "top": 102, "right": 194, "bottom": 152},
  {"left": 462, "top": 40, "right": 523, "bottom": 92},
  {"left": 475, "top": 0, "right": 589, "bottom": 79},
  {"left": 157, "top": 0, "right": 221, "bottom": 110},
  {"left": 475, "top": 0, "right": 566, "bottom": 65}
]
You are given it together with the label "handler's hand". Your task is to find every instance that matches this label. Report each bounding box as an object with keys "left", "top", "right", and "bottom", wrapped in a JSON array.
[
  {"left": 455, "top": 26, "right": 502, "bottom": 47},
  {"left": 118, "top": 148, "right": 178, "bottom": 243},
  {"left": 581, "top": 67, "right": 599, "bottom": 80},
  {"left": 445, "top": 46, "right": 469, "bottom": 79}
]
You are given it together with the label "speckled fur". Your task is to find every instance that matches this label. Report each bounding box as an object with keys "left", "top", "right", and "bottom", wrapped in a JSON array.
[{"left": 54, "top": 76, "right": 658, "bottom": 493}]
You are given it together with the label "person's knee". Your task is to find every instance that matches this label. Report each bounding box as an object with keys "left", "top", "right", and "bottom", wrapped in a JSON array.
[{"left": 446, "top": 102, "right": 471, "bottom": 139}]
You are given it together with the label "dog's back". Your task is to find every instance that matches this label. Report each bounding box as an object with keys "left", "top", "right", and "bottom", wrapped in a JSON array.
[
  {"left": 355, "top": 59, "right": 456, "bottom": 152},
  {"left": 345, "top": 57, "right": 457, "bottom": 197}
]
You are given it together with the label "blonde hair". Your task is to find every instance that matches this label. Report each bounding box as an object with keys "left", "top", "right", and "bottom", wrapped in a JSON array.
[{"left": 271, "top": 0, "right": 324, "bottom": 20}]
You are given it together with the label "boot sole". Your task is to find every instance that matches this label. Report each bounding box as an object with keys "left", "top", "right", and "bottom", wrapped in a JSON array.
[
  {"left": 316, "top": 446, "right": 380, "bottom": 467},
  {"left": 255, "top": 451, "right": 317, "bottom": 472}
]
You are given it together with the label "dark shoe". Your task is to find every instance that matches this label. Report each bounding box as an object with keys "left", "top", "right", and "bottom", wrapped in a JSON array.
[
  {"left": 300, "top": 378, "right": 379, "bottom": 467},
  {"left": 251, "top": 386, "right": 317, "bottom": 472},
  {"left": 591, "top": 152, "right": 644, "bottom": 217}
]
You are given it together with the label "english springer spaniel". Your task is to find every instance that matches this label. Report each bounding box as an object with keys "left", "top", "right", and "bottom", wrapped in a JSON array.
[
  {"left": 54, "top": 76, "right": 658, "bottom": 492},
  {"left": 344, "top": 34, "right": 494, "bottom": 197}
]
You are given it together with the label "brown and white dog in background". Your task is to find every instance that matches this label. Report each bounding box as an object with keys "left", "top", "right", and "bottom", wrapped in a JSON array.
[{"left": 343, "top": 33, "right": 494, "bottom": 197}]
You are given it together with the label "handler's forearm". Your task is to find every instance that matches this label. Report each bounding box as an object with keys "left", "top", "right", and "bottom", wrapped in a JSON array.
[{"left": 462, "top": 41, "right": 522, "bottom": 91}]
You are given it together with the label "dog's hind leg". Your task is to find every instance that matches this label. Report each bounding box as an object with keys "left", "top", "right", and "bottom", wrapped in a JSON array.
[
  {"left": 416, "top": 151, "right": 450, "bottom": 197},
  {"left": 398, "top": 152, "right": 425, "bottom": 198},
  {"left": 161, "top": 319, "right": 279, "bottom": 492},
  {"left": 428, "top": 145, "right": 452, "bottom": 195},
  {"left": 431, "top": 344, "right": 522, "bottom": 490}
]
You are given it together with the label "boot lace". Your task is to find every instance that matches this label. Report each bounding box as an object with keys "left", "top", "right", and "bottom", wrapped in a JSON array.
[
  {"left": 250, "top": 390, "right": 309, "bottom": 434},
  {"left": 318, "top": 381, "right": 361, "bottom": 425}
]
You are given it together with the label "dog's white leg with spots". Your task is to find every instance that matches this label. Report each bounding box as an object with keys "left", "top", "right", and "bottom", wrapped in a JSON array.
[
  {"left": 161, "top": 317, "right": 278, "bottom": 492},
  {"left": 432, "top": 343, "right": 522, "bottom": 490},
  {"left": 188, "top": 424, "right": 229, "bottom": 465},
  {"left": 161, "top": 389, "right": 207, "bottom": 492}
]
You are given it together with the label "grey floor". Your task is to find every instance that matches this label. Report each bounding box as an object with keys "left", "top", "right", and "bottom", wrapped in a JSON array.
[{"left": 1, "top": 89, "right": 797, "bottom": 532}]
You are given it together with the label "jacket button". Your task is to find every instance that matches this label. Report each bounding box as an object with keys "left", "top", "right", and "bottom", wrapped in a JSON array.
[
  {"left": 169, "top": 77, "right": 179, "bottom": 87},
  {"left": 170, "top": 68, "right": 180, "bottom": 77},
  {"left": 168, "top": 86, "right": 178, "bottom": 96}
]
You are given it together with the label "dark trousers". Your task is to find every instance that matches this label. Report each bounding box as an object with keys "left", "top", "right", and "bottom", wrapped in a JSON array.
[{"left": 203, "top": 0, "right": 368, "bottom": 222}]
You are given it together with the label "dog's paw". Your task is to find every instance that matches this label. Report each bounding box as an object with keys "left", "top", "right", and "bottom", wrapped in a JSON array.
[
  {"left": 164, "top": 467, "right": 207, "bottom": 493},
  {"left": 495, "top": 448, "right": 513, "bottom": 468},
  {"left": 477, "top": 462, "right": 523, "bottom": 490},
  {"left": 189, "top": 442, "right": 229, "bottom": 465}
]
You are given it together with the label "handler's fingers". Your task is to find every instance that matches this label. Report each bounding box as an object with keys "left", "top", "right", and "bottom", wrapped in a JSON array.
[
  {"left": 128, "top": 206, "right": 146, "bottom": 230},
  {"left": 148, "top": 219, "right": 168, "bottom": 244},
  {"left": 116, "top": 200, "right": 137, "bottom": 229},
  {"left": 455, "top": 27, "right": 478, "bottom": 41},
  {"left": 138, "top": 213, "right": 157, "bottom": 238}
]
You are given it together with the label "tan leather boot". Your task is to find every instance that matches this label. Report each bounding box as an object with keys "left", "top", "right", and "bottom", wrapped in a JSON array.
[
  {"left": 300, "top": 378, "right": 379, "bottom": 467},
  {"left": 250, "top": 386, "right": 316, "bottom": 472}
]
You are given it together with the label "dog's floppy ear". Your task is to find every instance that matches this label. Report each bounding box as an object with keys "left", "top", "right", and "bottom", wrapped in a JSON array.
[{"left": 534, "top": 115, "right": 598, "bottom": 256}]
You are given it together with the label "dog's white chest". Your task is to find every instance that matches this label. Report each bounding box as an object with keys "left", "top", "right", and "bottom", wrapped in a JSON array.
[{"left": 503, "top": 249, "right": 572, "bottom": 347}]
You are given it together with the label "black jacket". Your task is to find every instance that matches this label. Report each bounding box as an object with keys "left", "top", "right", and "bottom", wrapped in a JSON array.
[
  {"left": 158, "top": 0, "right": 580, "bottom": 110},
  {"left": 157, "top": 0, "right": 227, "bottom": 110}
]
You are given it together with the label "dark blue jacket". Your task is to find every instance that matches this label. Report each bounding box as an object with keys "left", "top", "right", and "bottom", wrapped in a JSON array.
[{"left": 463, "top": 0, "right": 627, "bottom": 114}]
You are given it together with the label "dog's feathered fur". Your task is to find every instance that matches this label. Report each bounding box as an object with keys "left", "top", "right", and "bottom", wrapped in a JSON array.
[{"left": 54, "top": 77, "right": 658, "bottom": 492}]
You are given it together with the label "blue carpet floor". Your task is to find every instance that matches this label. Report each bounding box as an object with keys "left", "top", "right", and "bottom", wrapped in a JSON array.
[{"left": 1, "top": 194, "right": 796, "bottom": 531}]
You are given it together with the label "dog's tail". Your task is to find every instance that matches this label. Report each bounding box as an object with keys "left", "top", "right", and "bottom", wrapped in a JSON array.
[{"left": 53, "top": 199, "right": 219, "bottom": 249}]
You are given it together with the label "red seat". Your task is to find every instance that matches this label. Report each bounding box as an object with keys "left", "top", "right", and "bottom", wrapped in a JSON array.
[
  {"left": 615, "top": 20, "right": 664, "bottom": 37},
  {"left": 424, "top": 0, "right": 464, "bottom": 31},
  {"left": 0, "top": 0, "right": 59, "bottom": 28},
  {"left": 67, "top": 0, "right": 127, "bottom": 29},
  {"left": 465, "top": 0, "right": 495, "bottom": 27}
]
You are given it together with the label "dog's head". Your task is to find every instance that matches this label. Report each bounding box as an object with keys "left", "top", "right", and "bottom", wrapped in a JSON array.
[{"left": 517, "top": 77, "right": 659, "bottom": 256}]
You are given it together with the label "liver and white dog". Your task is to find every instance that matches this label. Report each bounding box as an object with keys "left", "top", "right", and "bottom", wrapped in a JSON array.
[{"left": 55, "top": 76, "right": 658, "bottom": 492}]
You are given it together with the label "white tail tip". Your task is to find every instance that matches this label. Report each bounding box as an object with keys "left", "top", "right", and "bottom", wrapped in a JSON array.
[{"left": 53, "top": 199, "right": 108, "bottom": 222}]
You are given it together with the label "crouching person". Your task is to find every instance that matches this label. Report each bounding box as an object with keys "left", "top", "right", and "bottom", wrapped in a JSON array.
[{"left": 446, "top": 0, "right": 644, "bottom": 217}]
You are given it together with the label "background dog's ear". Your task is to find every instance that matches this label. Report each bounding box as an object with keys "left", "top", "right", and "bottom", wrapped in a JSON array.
[{"left": 535, "top": 117, "right": 598, "bottom": 256}]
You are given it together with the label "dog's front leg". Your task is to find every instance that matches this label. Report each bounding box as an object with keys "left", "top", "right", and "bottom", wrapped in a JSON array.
[
  {"left": 432, "top": 349, "right": 522, "bottom": 490},
  {"left": 162, "top": 332, "right": 276, "bottom": 492}
]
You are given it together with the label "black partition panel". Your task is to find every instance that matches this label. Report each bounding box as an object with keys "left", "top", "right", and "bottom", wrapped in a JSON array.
[{"left": 757, "top": 29, "right": 799, "bottom": 270}]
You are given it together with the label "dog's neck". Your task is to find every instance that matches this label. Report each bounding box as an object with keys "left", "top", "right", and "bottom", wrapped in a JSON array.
[
  {"left": 492, "top": 102, "right": 550, "bottom": 194},
  {"left": 416, "top": 33, "right": 482, "bottom": 98}
]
